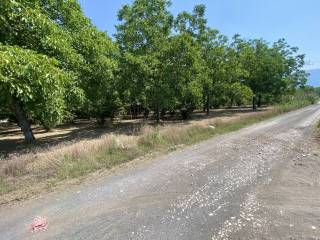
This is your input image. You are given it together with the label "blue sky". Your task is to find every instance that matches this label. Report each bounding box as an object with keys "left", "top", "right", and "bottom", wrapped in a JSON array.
[{"left": 78, "top": 0, "right": 320, "bottom": 70}]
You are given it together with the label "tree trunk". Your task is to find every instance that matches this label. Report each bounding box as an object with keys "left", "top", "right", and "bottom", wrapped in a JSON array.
[
  {"left": 202, "top": 93, "right": 206, "bottom": 112},
  {"left": 12, "top": 99, "right": 35, "bottom": 143},
  {"left": 252, "top": 95, "right": 257, "bottom": 111},
  {"left": 257, "top": 95, "right": 262, "bottom": 107},
  {"left": 156, "top": 106, "right": 160, "bottom": 123},
  {"left": 96, "top": 113, "right": 106, "bottom": 126},
  {"left": 206, "top": 94, "right": 210, "bottom": 116},
  {"left": 143, "top": 107, "right": 150, "bottom": 119},
  {"left": 230, "top": 97, "right": 234, "bottom": 108}
]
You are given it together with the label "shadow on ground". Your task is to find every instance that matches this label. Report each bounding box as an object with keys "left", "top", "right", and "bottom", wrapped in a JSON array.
[{"left": 0, "top": 107, "right": 265, "bottom": 158}]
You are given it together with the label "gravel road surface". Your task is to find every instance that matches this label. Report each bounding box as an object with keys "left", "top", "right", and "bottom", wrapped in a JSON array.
[{"left": 1, "top": 104, "right": 320, "bottom": 240}]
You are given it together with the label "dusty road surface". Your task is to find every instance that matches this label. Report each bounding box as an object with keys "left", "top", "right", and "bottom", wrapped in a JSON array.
[{"left": 1, "top": 104, "right": 320, "bottom": 240}]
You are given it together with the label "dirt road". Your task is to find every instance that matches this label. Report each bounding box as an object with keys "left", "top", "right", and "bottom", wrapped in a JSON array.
[{"left": 1, "top": 104, "right": 320, "bottom": 240}]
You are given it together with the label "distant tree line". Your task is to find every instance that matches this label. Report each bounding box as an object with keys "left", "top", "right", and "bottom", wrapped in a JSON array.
[
  {"left": 315, "top": 87, "right": 320, "bottom": 96},
  {"left": 0, "top": 0, "right": 311, "bottom": 142}
]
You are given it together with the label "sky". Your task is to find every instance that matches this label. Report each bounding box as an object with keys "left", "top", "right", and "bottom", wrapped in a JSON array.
[{"left": 78, "top": 0, "right": 320, "bottom": 71}]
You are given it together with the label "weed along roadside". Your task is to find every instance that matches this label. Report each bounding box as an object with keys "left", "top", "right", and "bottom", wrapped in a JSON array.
[{"left": 0, "top": 96, "right": 317, "bottom": 205}]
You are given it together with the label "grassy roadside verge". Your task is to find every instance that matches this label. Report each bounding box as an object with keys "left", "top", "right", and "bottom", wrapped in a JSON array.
[
  {"left": 316, "top": 120, "right": 320, "bottom": 142},
  {"left": 0, "top": 100, "right": 317, "bottom": 204}
]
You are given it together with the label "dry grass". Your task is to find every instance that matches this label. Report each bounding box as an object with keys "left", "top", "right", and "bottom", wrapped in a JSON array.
[
  {"left": 0, "top": 103, "right": 312, "bottom": 204},
  {"left": 316, "top": 121, "right": 320, "bottom": 143}
]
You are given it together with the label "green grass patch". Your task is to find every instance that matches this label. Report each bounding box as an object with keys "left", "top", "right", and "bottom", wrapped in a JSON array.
[
  {"left": 96, "top": 147, "right": 143, "bottom": 168},
  {"left": 0, "top": 178, "right": 13, "bottom": 195},
  {"left": 55, "top": 142, "right": 144, "bottom": 181},
  {"left": 57, "top": 155, "right": 100, "bottom": 180}
]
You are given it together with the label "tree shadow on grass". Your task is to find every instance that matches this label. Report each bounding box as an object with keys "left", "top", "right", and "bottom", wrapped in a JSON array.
[{"left": 0, "top": 107, "right": 268, "bottom": 158}]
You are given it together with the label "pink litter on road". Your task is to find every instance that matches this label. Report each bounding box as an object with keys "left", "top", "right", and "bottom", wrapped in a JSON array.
[{"left": 29, "top": 216, "right": 48, "bottom": 232}]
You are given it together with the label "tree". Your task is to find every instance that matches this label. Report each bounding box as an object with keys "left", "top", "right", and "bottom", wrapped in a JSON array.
[
  {"left": 226, "top": 82, "right": 253, "bottom": 107},
  {"left": 0, "top": 45, "right": 70, "bottom": 143},
  {"left": 74, "top": 27, "right": 120, "bottom": 125},
  {"left": 175, "top": 5, "right": 231, "bottom": 115},
  {"left": 116, "top": 0, "right": 174, "bottom": 121},
  {"left": 160, "top": 33, "right": 203, "bottom": 118},
  {"left": 0, "top": 0, "right": 85, "bottom": 140},
  {"left": 38, "top": 0, "right": 120, "bottom": 124},
  {"left": 235, "top": 37, "right": 308, "bottom": 106}
]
